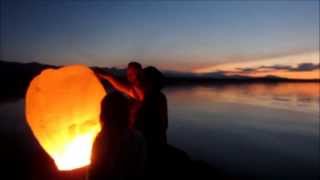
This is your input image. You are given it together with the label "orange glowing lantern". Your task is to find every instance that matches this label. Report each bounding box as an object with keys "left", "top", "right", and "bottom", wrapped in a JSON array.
[{"left": 25, "top": 65, "right": 106, "bottom": 171}]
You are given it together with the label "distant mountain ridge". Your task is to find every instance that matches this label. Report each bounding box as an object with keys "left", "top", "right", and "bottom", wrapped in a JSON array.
[{"left": 1, "top": 60, "right": 318, "bottom": 98}]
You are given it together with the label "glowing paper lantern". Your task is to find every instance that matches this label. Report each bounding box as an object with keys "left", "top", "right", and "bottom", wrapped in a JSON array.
[{"left": 25, "top": 65, "right": 106, "bottom": 171}]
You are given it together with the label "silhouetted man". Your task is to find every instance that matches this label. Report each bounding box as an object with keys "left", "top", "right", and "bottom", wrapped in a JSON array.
[{"left": 96, "top": 62, "right": 145, "bottom": 127}]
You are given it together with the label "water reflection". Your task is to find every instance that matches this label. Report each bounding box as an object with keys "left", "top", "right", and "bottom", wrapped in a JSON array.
[
  {"left": 0, "top": 99, "right": 26, "bottom": 134},
  {"left": 166, "top": 83, "right": 319, "bottom": 113},
  {"left": 164, "top": 83, "right": 319, "bottom": 179},
  {"left": 1, "top": 83, "right": 319, "bottom": 179}
]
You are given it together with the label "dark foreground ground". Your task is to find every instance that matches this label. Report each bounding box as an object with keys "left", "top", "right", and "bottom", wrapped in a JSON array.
[{"left": 2, "top": 131, "right": 247, "bottom": 180}]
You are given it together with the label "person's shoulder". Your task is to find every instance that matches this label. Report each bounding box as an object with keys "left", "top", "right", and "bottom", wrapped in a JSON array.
[
  {"left": 159, "top": 91, "right": 166, "bottom": 97},
  {"left": 158, "top": 92, "right": 167, "bottom": 103},
  {"left": 91, "top": 131, "right": 106, "bottom": 155},
  {"left": 94, "top": 132, "right": 102, "bottom": 142}
]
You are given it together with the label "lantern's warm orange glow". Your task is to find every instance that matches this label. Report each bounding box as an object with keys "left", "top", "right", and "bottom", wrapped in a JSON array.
[{"left": 25, "top": 65, "right": 106, "bottom": 171}]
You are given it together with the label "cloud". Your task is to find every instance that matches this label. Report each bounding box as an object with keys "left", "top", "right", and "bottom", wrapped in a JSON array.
[
  {"left": 194, "top": 51, "right": 319, "bottom": 73},
  {"left": 236, "top": 62, "right": 320, "bottom": 73},
  {"left": 260, "top": 65, "right": 292, "bottom": 70},
  {"left": 236, "top": 67, "right": 258, "bottom": 72},
  {"left": 290, "top": 63, "right": 320, "bottom": 72}
]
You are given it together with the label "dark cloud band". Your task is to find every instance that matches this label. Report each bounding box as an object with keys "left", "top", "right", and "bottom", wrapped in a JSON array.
[{"left": 236, "top": 62, "right": 320, "bottom": 73}]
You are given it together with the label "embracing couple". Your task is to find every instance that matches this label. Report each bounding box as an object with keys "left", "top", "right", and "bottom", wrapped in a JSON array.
[{"left": 89, "top": 62, "right": 168, "bottom": 179}]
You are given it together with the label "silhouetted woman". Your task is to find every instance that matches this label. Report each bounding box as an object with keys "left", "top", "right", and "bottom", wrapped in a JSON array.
[
  {"left": 131, "top": 67, "right": 168, "bottom": 177},
  {"left": 135, "top": 66, "right": 168, "bottom": 146},
  {"left": 88, "top": 92, "right": 146, "bottom": 180},
  {"left": 136, "top": 67, "right": 194, "bottom": 178}
]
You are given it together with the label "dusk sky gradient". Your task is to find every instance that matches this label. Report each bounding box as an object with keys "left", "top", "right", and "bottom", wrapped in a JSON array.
[{"left": 1, "top": 0, "right": 319, "bottom": 78}]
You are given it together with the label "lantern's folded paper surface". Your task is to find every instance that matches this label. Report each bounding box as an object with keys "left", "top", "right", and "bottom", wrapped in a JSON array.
[{"left": 26, "top": 65, "right": 106, "bottom": 170}]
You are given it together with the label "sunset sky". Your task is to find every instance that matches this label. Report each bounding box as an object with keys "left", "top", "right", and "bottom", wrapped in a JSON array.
[{"left": 1, "top": 0, "right": 319, "bottom": 79}]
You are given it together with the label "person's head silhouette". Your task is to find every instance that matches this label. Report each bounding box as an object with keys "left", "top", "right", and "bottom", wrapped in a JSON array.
[
  {"left": 100, "top": 92, "right": 129, "bottom": 130},
  {"left": 143, "top": 66, "right": 164, "bottom": 93},
  {"left": 127, "top": 62, "right": 142, "bottom": 85}
]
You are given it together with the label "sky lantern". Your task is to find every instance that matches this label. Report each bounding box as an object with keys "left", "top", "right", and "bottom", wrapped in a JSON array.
[{"left": 25, "top": 65, "right": 106, "bottom": 171}]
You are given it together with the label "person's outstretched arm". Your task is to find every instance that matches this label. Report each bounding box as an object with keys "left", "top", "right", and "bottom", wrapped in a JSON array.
[{"left": 97, "top": 73, "right": 135, "bottom": 98}]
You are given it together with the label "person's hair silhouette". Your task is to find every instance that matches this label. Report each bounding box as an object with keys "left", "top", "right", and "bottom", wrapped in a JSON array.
[
  {"left": 88, "top": 92, "right": 146, "bottom": 180},
  {"left": 143, "top": 66, "right": 164, "bottom": 92}
]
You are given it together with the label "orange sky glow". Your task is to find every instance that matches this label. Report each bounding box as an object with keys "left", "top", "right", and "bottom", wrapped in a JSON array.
[{"left": 193, "top": 51, "right": 319, "bottom": 79}]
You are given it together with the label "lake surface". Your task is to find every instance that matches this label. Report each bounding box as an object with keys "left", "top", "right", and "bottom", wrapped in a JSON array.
[{"left": 1, "top": 82, "right": 319, "bottom": 179}]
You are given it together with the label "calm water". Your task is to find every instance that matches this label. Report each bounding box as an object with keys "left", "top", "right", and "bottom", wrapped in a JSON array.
[{"left": 1, "top": 83, "right": 319, "bottom": 179}]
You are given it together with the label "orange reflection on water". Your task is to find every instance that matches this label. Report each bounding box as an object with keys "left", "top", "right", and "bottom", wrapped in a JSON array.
[
  {"left": 242, "top": 83, "right": 319, "bottom": 98},
  {"left": 166, "top": 83, "right": 319, "bottom": 113}
]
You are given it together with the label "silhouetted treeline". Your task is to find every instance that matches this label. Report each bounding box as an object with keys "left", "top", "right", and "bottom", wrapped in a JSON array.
[{"left": 0, "top": 61, "right": 57, "bottom": 98}]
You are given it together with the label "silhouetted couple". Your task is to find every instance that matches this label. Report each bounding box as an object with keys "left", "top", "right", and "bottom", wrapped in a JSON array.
[{"left": 89, "top": 62, "right": 168, "bottom": 179}]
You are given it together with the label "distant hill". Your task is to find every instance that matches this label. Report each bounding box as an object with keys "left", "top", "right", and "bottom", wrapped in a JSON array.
[
  {"left": 0, "top": 61, "right": 57, "bottom": 98},
  {"left": 0, "top": 60, "right": 319, "bottom": 98}
]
